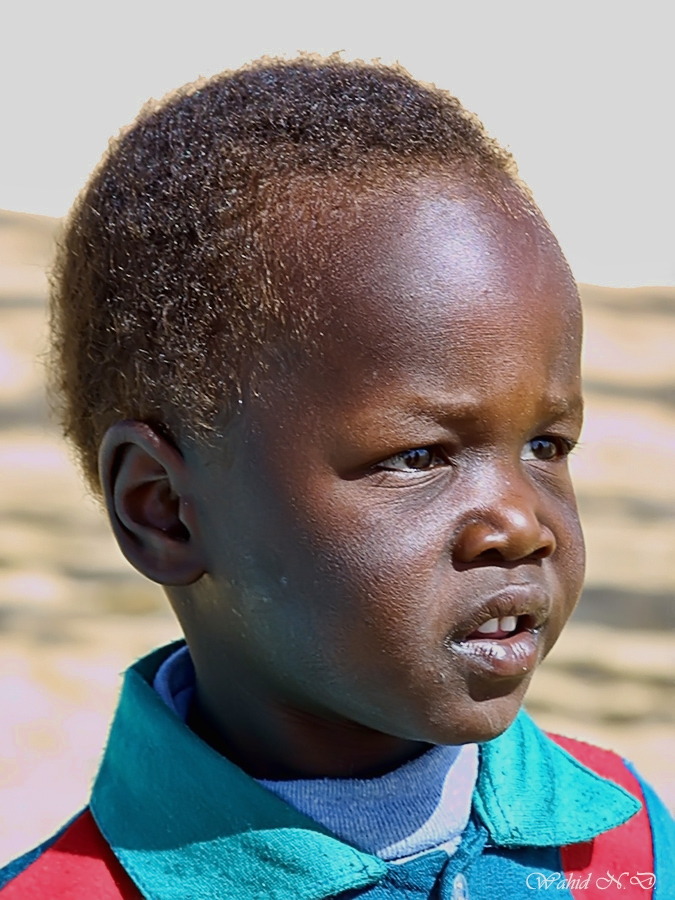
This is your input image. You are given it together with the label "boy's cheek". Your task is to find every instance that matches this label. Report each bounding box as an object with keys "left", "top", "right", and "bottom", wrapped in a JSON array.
[
  {"left": 554, "top": 515, "right": 586, "bottom": 619},
  {"left": 192, "top": 441, "right": 586, "bottom": 627}
]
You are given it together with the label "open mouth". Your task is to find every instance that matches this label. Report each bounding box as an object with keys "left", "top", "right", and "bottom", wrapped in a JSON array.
[
  {"left": 450, "top": 610, "right": 543, "bottom": 680},
  {"left": 465, "top": 614, "right": 536, "bottom": 641},
  {"left": 447, "top": 586, "right": 548, "bottom": 678}
]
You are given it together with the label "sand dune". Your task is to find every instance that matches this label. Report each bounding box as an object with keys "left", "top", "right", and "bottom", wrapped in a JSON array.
[{"left": 1, "top": 209, "right": 673, "bottom": 863}]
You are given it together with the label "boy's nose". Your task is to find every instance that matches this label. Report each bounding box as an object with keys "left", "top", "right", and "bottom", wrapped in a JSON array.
[{"left": 452, "top": 477, "right": 556, "bottom": 565}]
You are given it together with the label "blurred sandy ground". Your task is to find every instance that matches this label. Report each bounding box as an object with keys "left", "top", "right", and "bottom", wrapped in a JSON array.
[{"left": 0, "top": 210, "right": 673, "bottom": 864}]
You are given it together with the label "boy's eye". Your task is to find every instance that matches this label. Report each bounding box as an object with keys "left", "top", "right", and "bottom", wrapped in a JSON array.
[
  {"left": 377, "top": 446, "right": 448, "bottom": 472},
  {"left": 521, "top": 436, "right": 575, "bottom": 461}
]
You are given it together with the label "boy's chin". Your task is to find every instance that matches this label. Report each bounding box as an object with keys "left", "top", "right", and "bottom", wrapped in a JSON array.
[{"left": 412, "top": 684, "right": 531, "bottom": 747}]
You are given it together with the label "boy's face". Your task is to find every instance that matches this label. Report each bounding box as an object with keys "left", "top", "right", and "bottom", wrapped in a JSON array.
[{"left": 182, "top": 173, "right": 584, "bottom": 759}]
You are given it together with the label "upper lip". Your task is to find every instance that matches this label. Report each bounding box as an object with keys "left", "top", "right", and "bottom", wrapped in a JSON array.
[{"left": 449, "top": 583, "right": 552, "bottom": 642}]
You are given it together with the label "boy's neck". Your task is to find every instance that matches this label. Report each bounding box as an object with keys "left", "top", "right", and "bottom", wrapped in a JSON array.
[{"left": 187, "top": 690, "right": 431, "bottom": 780}]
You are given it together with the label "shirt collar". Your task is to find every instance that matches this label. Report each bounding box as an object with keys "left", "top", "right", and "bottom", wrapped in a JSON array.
[{"left": 91, "top": 642, "right": 640, "bottom": 900}]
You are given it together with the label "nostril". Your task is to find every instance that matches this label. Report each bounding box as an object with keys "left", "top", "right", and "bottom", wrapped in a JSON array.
[
  {"left": 476, "top": 547, "right": 505, "bottom": 562},
  {"left": 530, "top": 545, "right": 553, "bottom": 561}
]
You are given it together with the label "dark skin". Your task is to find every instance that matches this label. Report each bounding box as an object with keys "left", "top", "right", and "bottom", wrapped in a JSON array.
[{"left": 99, "top": 172, "right": 585, "bottom": 780}]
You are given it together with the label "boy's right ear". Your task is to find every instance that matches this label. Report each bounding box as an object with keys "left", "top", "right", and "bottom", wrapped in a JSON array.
[{"left": 98, "top": 421, "right": 206, "bottom": 586}]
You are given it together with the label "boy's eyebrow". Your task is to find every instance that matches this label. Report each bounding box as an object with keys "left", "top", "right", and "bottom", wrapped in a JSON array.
[
  {"left": 542, "top": 394, "right": 585, "bottom": 420},
  {"left": 338, "top": 393, "right": 585, "bottom": 457},
  {"left": 397, "top": 392, "right": 585, "bottom": 425}
]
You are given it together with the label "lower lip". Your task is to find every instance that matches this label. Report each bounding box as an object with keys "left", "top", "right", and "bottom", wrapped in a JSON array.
[{"left": 448, "top": 630, "right": 541, "bottom": 679}]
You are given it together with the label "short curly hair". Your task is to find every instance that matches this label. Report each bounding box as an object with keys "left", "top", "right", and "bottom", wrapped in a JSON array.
[{"left": 49, "top": 54, "right": 519, "bottom": 494}]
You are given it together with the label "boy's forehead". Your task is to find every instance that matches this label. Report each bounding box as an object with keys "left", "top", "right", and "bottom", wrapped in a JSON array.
[
  {"left": 278, "top": 171, "right": 580, "bottom": 360},
  {"left": 220, "top": 168, "right": 585, "bottom": 453}
]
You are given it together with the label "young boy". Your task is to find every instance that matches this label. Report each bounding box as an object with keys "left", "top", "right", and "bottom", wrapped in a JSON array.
[{"left": 1, "top": 56, "right": 673, "bottom": 899}]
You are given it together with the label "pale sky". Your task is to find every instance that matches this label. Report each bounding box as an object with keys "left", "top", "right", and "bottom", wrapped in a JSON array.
[{"left": 2, "top": 0, "right": 673, "bottom": 287}]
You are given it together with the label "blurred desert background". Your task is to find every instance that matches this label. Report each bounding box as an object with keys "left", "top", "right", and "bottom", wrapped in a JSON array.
[{"left": 0, "top": 207, "right": 673, "bottom": 863}]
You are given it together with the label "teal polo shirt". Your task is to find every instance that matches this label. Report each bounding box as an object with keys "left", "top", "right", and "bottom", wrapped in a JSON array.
[{"left": 83, "top": 641, "right": 649, "bottom": 900}]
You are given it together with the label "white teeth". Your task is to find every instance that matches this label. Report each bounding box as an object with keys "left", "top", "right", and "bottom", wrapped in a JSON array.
[{"left": 475, "top": 615, "right": 519, "bottom": 636}]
